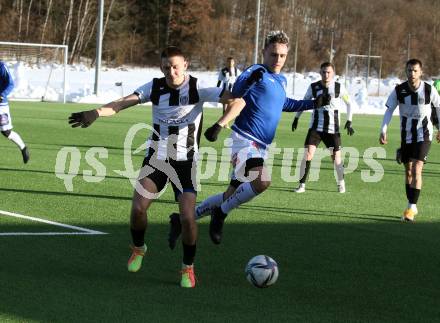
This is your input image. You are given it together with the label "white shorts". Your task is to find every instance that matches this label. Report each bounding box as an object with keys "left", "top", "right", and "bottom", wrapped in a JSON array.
[
  {"left": 0, "top": 104, "right": 12, "bottom": 131},
  {"left": 230, "top": 131, "right": 268, "bottom": 181}
]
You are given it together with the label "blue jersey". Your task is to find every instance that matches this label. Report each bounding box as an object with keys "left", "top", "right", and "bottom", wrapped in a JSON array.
[
  {"left": 231, "top": 64, "right": 314, "bottom": 147},
  {"left": 0, "top": 61, "right": 14, "bottom": 102}
]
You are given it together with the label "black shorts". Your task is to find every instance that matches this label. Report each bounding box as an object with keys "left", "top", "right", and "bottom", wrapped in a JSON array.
[
  {"left": 304, "top": 129, "right": 341, "bottom": 152},
  {"left": 401, "top": 141, "right": 431, "bottom": 164},
  {"left": 141, "top": 156, "right": 197, "bottom": 201}
]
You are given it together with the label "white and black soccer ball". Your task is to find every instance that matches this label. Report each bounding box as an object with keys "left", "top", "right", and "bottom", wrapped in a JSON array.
[{"left": 245, "top": 255, "right": 279, "bottom": 288}]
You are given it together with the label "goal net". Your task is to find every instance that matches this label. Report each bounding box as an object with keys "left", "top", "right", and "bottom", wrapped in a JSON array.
[
  {"left": 0, "top": 41, "right": 68, "bottom": 103},
  {"left": 345, "top": 54, "right": 382, "bottom": 96}
]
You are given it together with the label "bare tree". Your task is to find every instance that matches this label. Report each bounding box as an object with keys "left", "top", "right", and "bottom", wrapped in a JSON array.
[
  {"left": 62, "top": 0, "right": 74, "bottom": 45},
  {"left": 16, "top": 0, "right": 23, "bottom": 41},
  {"left": 69, "top": 0, "right": 93, "bottom": 63},
  {"left": 25, "top": 0, "right": 34, "bottom": 39},
  {"left": 40, "top": 0, "right": 53, "bottom": 44},
  {"left": 102, "top": 0, "right": 115, "bottom": 40},
  {"left": 74, "top": 6, "right": 97, "bottom": 64},
  {"left": 166, "top": 0, "right": 174, "bottom": 46}
]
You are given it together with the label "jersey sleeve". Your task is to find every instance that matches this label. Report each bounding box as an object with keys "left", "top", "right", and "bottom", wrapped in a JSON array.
[
  {"left": 303, "top": 85, "right": 313, "bottom": 100},
  {"left": 295, "top": 85, "right": 313, "bottom": 118},
  {"left": 431, "top": 85, "right": 440, "bottom": 108},
  {"left": 431, "top": 86, "right": 440, "bottom": 128},
  {"left": 231, "top": 65, "right": 264, "bottom": 98},
  {"left": 381, "top": 89, "right": 399, "bottom": 133},
  {"left": 198, "top": 86, "right": 224, "bottom": 103},
  {"left": 385, "top": 88, "right": 398, "bottom": 110},
  {"left": 134, "top": 81, "right": 153, "bottom": 104},
  {"left": 283, "top": 97, "right": 315, "bottom": 112},
  {"left": 340, "top": 84, "right": 354, "bottom": 121},
  {"left": 0, "top": 63, "right": 14, "bottom": 98}
]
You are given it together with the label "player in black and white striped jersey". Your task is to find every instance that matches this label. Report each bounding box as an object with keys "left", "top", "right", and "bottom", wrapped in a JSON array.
[
  {"left": 68, "top": 46, "right": 233, "bottom": 288},
  {"left": 217, "top": 57, "right": 240, "bottom": 92},
  {"left": 292, "top": 62, "right": 355, "bottom": 193},
  {"left": 135, "top": 72, "right": 219, "bottom": 162},
  {"left": 217, "top": 57, "right": 240, "bottom": 128},
  {"left": 380, "top": 59, "right": 440, "bottom": 222}
]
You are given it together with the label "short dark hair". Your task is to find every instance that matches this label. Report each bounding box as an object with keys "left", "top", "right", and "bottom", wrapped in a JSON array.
[
  {"left": 264, "top": 30, "right": 289, "bottom": 49},
  {"left": 160, "top": 46, "right": 185, "bottom": 59},
  {"left": 320, "top": 62, "right": 335, "bottom": 70},
  {"left": 406, "top": 58, "right": 422, "bottom": 68},
  {"left": 227, "top": 56, "right": 234, "bottom": 61}
]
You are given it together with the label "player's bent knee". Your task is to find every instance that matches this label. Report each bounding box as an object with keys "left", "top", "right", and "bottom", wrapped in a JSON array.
[
  {"left": 180, "top": 213, "right": 196, "bottom": 227},
  {"left": 229, "top": 179, "right": 242, "bottom": 189},
  {"left": 1, "top": 130, "right": 11, "bottom": 138},
  {"left": 131, "top": 203, "right": 147, "bottom": 218},
  {"left": 253, "top": 179, "right": 271, "bottom": 193},
  {"left": 261, "top": 180, "right": 271, "bottom": 191}
]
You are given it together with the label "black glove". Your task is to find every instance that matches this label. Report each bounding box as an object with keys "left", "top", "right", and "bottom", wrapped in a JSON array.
[
  {"left": 344, "top": 120, "right": 355, "bottom": 136},
  {"left": 68, "top": 110, "right": 99, "bottom": 128},
  {"left": 204, "top": 123, "right": 222, "bottom": 142},
  {"left": 246, "top": 67, "right": 265, "bottom": 85},
  {"left": 395, "top": 148, "right": 402, "bottom": 165},
  {"left": 314, "top": 94, "right": 331, "bottom": 108},
  {"left": 291, "top": 117, "right": 299, "bottom": 132}
]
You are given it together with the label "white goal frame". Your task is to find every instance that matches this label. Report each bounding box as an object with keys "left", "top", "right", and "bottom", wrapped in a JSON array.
[
  {"left": 345, "top": 53, "right": 382, "bottom": 96},
  {"left": 0, "top": 41, "right": 68, "bottom": 103}
]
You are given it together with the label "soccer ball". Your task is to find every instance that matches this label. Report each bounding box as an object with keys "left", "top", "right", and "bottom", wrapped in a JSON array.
[{"left": 245, "top": 255, "right": 279, "bottom": 288}]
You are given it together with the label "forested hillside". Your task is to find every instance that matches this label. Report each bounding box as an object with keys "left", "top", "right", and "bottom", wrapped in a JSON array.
[{"left": 1, "top": 0, "right": 439, "bottom": 76}]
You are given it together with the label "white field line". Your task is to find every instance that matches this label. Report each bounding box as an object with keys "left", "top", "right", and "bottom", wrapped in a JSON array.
[{"left": 0, "top": 209, "right": 107, "bottom": 236}]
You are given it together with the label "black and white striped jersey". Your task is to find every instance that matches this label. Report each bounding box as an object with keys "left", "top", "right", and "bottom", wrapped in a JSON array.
[
  {"left": 296, "top": 81, "right": 353, "bottom": 134},
  {"left": 382, "top": 81, "right": 440, "bottom": 143},
  {"left": 217, "top": 66, "right": 241, "bottom": 91},
  {"left": 134, "top": 75, "right": 223, "bottom": 161}
]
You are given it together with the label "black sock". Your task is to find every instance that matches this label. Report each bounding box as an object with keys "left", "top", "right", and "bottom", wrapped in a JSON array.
[
  {"left": 217, "top": 206, "right": 227, "bottom": 219},
  {"left": 182, "top": 243, "right": 196, "bottom": 266},
  {"left": 130, "top": 228, "right": 145, "bottom": 247},
  {"left": 411, "top": 188, "right": 421, "bottom": 204},
  {"left": 407, "top": 187, "right": 414, "bottom": 204},
  {"left": 300, "top": 160, "right": 311, "bottom": 184},
  {"left": 405, "top": 184, "right": 411, "bottom": 201}
]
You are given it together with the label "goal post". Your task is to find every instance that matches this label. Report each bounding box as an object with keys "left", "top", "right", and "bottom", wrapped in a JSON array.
[
  {"left": 345, "top": 54, "right": 382, "bottom": 96},
  {"left": 0, "top": 41, "right": 68, "bottom": 103}
]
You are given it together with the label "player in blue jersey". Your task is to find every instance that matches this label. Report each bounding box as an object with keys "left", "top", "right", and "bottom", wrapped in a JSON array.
[
  {"left": 168, "top": 31, "right": 330, "bottom": 246},
  {"left": 0, "top": 61, "right": 29, "bottom": 164}
]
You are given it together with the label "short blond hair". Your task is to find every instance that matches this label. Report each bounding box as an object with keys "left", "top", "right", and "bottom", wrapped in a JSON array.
[{"left": 264, "top": 30, "right": 289, "bottom": 49}]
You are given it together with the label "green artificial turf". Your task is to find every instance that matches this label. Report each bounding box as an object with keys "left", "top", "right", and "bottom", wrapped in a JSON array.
[{"left": 1, "top": 101, "right": 439, "bottom": 322}]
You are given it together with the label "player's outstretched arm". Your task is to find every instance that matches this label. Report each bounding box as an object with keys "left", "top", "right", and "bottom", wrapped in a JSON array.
[
  {"left": 204, "top": 97, "right": 246, "bottom": 142},
  {"left": 283, "top": 94, "right": 330, "bottom": 113},
  {"left": 218, "top": 97, "right": 245, "bottom": 126},
  {"left": 68, "top": 94, "right": 139, "bottom": 128}
]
